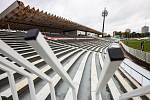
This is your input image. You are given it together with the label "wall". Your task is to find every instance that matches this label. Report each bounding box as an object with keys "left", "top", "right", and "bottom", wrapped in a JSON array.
[{"left": 121, "top": 42, "right": 150, "bottom": 64}]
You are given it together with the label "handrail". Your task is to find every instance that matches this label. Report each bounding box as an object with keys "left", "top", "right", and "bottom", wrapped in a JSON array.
[
  {"left": 0, "top": 56, "right": 37, "bottom": 100},
  {"left": 0, "top": 39, "right": 56, "bottom": 100},
  {"left": 24, "top": 29, "right": 77, "bottom": 100},
  {"left": 96, "top": 44, "right": 125, "bottom": 100},
  {"left": 119, "top": 85, "right": 150, "bottom": 100}
]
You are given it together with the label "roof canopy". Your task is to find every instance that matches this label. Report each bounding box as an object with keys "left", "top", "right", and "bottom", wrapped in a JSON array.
[{"left": 0, "top": 1, "right": 101, "bottom": 34}]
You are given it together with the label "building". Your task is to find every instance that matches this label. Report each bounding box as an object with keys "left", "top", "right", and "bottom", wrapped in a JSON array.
[
  {"left": 87, "top": 32, "right": 98, "bottom": 37},
  {"left": 141, "top": 26, "right": 149, "bottom": 33},
  {"left": 125, "top": 29, "right": 131, "bottom": 33}
]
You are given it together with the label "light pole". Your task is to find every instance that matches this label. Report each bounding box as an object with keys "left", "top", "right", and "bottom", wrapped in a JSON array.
[{"left": 102, "top": 8, "right": 108, "bottom": 37}]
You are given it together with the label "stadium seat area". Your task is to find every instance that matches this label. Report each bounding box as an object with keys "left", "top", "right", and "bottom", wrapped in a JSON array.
[{"left": 0, "top": 31, "right": 149, "bottom": 100}]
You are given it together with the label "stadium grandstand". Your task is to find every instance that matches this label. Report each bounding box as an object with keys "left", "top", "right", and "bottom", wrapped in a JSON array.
[{"left": 0, "top": 1, "right": 149, "bottom": 100}]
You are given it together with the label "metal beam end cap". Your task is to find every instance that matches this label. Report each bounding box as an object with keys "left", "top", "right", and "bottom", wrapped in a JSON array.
[
  {"left": 24, "top": 29, "right": 40, "bottom": 41},
  {"left": 108, "top": 48, "right": 124, "bottom": 61}
]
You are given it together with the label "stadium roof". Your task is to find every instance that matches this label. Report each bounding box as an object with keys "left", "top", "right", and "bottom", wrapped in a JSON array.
[{"left": 0, "top": 1, "right": 101, "bottom": 34}]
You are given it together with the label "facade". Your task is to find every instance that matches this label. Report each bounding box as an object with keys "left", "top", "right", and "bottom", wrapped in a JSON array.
[
  {"left": 64, "top": 30, "right": 78, "bottom": 36},
  {"left": 87, "top": 32, "right": 97, "bottom": 37},
  {"left": 77, "top": 30, "right": 86, "bottom": 36},
  {"left": 141, "top": 26, "right": 149, "bottom": 33},
  {"left": 64, "top": 30, "right": 86, "bottom": 36}
]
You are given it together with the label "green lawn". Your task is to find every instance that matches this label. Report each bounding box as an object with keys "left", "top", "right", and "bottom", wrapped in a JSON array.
[{"left": 123, "top": 39, "right": 150, "bottom": 53}]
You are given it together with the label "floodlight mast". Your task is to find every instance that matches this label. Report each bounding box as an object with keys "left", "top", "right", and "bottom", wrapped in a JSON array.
[{"left": 102, "top": 8, "right": 108, "bottom": 37}]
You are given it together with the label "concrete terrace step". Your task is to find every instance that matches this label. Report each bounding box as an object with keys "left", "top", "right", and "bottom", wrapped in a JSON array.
[
  {"left": 0, "top": 48, "right": 82, "bottom": 98},
  {"left": 1, "top": 33, "right": 147, "bottom": 100},
  {"left": 64, "top": 51, "right": 90, "bottom": 100},
  {"left": 56, "top": 47, "right": 76, "bottom": 57},
  {"left": 35, "top": 50, "right": 85, "bottom": 100},
  {"left": 115, "top": 70, "right": 142, "bottom": 100},
  {"left": 59, "top": 49, "right": 81, "bottom": 62},
  {"left": 91, "top": 52, "right": 102, "bottom": 100},
  {"left": 108, "top": 78, "right": 121, "bottom": 100},
  {"left": 119, "top": 68, "right": 150, "bottom": 99}
]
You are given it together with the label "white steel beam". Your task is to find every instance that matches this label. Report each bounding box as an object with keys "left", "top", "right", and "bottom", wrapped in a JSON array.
[
  {"left": 0, "top": 64, "right": 19, "bottom": 100},
  {"left": 120, "top": 85, "right": 150, "bottom": 100},
  {"left": 119, "top": 67, "right": 150, "bottom": 99},
  {"left": 96, "top": 45, "right": 124, "bottom": 100},
  {"left": 24, "top": 29, "right": 77, "bottom": 100},
  {"left": 0, "top": 39, "right": 56, "bottom": 100},
  {"left": 0, "top": 94, "right": 2, "bottom": 100},
  {"left": 0, "top": 56, "right": 37, "bottom": 100}
]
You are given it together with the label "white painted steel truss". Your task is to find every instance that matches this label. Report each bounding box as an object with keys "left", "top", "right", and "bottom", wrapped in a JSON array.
[
  {"left": 24, "top": 29, "right": 77, "bottom": 100},
  {"left": 0, "top": 39, "right": 56, "bottom": 100},
  {"left": 96, "top": 43, "right": 150, "bottom": 100}
]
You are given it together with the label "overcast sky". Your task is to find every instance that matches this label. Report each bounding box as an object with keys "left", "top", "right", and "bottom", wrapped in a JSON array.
[{"left": 1, "top": 0, "right": 150, "bottom": 34}]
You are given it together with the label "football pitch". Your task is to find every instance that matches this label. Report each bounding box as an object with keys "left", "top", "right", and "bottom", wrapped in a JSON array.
[{"left": 123, "top": 39, "right": 150, "bottom": 53}]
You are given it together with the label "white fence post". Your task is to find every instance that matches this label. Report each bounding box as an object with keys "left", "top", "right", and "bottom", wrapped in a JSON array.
[
  {"left": 7, "top": 72, "right": 19, "bottom": 100},
  {"left": 0, "top": 56, "right": 37, "bottom": 100},
  {"left": 0, "top": 94, "right": 2, "bottom": 100},
  {"left": 0, "top": 64, "right": 19, "bottom": 100},
  {"left": 27, "top": 77, "right": 37, "bottom": 100}
]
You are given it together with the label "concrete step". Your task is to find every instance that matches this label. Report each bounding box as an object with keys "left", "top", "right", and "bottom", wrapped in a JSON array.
[
  {"left": 0, "top": 47, "right": 79, "bottom": 98},
  {"left": 64, "top": 51, "right": 90, "bottom": 100}
]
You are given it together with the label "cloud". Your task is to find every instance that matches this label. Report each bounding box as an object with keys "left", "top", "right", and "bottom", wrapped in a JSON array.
[
  {"left": 1, "top": 0, "right": 150, "bottom": 33},
  {"left": 0, "top": 0, "right": 15, "bottom": 13}
]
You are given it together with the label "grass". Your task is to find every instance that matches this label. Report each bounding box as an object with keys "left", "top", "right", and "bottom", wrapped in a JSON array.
[{"left": 123, "top": 39, "right": 150, "bottom": 53}]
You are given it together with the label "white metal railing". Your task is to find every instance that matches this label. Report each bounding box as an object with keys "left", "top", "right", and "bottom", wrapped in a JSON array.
[
  {"left": 0, "top": 95, "right": 2, "bottom": 100},
  {"left": 24, "top": 29, "right": 76, "bottom": 100},
  {"left": 0, "top": 64, "right": 19, "bottom": 100},
  {"left": 121, "top": 42, "right": 150, "bottom": 64},
  {"left": 0, "top": 39, "right": 56, "bottom": 100},
  {"left": 96, "top": 43, "right": 124, "bottom": 100},
  {"left": 96, "top": 43, "right": 150, "bottom": 100},
  {"left": 0, "top": 29, "right": 77, "bottom": 100},
  {"left": 0, "top": 57, "right": 36, "bottom": 100}
]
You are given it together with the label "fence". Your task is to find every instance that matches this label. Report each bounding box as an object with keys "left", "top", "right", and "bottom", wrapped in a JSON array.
[
  {"left": 121, "top": 42, "right": 150, "bottom": 64},
  {"left": 0, "top": 30, "right": 77, "bottom": 100}
]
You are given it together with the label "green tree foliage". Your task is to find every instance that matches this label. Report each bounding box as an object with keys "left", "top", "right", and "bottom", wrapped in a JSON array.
[{"left": 114, "top": 31, "right": 150, "bottom": 38}]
